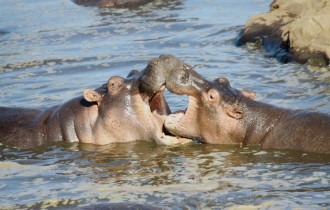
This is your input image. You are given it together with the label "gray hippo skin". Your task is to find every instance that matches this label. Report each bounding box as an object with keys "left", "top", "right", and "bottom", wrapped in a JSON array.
[
  {"left": 140, "top": 54, "right": 209, "bottom": 97},
  {"left": 72, "top": 0, "right": 154, "bottom": 8},
  {"left": 162, "top": 67, "right": 330, "bottom": 154},
  {"left": 0, "top": 55, "right": 191, "bottom": 148}
]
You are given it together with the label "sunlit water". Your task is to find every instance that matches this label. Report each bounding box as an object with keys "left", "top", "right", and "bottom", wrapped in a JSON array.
[{"left": 0, "top": 0, "right": 329, "bottom": 209}]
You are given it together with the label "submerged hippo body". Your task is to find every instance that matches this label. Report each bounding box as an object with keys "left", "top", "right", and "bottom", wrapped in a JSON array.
[
  {"left": 0, "top": 55, "right": 191, "bottom": 148},
  {"left": 72, "top": 0, "right": 154, "bottom": 8},
  {"left": 161, "top": 67, "right": 330, "bottom": 154}
]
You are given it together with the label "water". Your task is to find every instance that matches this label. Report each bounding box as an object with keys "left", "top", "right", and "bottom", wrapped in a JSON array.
[{"left": 0, "top": 0, "right": 329, "bottom": 209}]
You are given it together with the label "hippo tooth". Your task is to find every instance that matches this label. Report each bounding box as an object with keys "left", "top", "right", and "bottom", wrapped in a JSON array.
[{"left": 165, "top": 113, "right": 184, "bottom": 125}]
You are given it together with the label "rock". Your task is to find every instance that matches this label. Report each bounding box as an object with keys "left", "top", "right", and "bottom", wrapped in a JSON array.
[{"left": 236, "top": 0, "right": 330, "bottom": 66}]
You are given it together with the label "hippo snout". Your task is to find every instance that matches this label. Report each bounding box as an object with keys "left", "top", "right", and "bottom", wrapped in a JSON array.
[
  {"left": 140, "top": 54, "right": 184, "bottom": 97},
  {"left": 140, "top": 54, "right": 209, "bottom": 97}
]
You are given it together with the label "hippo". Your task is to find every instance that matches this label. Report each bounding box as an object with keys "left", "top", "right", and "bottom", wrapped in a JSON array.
[
  {"left": 149, "top": 63, "right": 330, "bottom": 154},
  {"left": 72, "top": 0, "right": 154, "bottom": 8},
  {"left": 0, "top": 55, "right": 192, "bottom": 148}
]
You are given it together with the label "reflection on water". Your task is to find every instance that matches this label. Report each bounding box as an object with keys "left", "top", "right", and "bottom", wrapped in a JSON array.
[
  {"left": 0, "top": 0, "right": 329, "bottom": 209},
  {"left": 1, "top": 142, "right": 329, "bottom": 209}
]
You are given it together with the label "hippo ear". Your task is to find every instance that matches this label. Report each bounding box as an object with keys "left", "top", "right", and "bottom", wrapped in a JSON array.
[
  {"left": 240, "top": 89, "right": 256, "bottom": 100},
  {"left": 224, "top": 104, "right": 244, "bottom": 119},
  {"left": 83, "top": 89, "right": 103, "bottom": 104},
  {"left": 127, "top": 70, "right": 139, "bottom": 78}
]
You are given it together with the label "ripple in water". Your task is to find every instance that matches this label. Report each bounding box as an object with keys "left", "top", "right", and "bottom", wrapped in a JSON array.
[{"left": 0, "top": 0, "right": 329, "bottom": 209}]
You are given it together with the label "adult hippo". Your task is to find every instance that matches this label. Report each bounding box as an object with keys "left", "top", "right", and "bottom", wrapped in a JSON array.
[
  {"left": 0, "top": 55, "right": 192, "bottom": 148},
  {"left": 72, "top": 0, "right": 154, "bottom": 8},
  {"left": 156, "top": 66, "right": 330, "bottom": 154}
]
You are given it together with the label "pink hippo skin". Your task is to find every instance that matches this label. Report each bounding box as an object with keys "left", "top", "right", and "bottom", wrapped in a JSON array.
[
  {"left": 0, "top": 55, "right": 191, "bottom": 148},
  {"left": 162, "top": 67, "right": 330, "bottom": 154}
]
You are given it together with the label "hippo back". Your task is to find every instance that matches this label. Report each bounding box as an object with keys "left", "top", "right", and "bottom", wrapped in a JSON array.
[{"left": 0, "top": 107, "right": 50, "bottom": 148}]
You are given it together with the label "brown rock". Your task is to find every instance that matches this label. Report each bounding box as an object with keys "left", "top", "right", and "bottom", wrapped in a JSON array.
[{"left": 236, "top": 0, "right": 330, "bottom": 66}]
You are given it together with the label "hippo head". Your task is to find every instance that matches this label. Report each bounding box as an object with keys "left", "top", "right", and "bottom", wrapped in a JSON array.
[
  {"left": 164, "top": 74, "right": 256, "bottom": 144},
  {"left": 82, "top": 56, "right": 192, "bottom": 145},
  {"left": 140, "top": 54, "right": 208, "bottom": 97}
]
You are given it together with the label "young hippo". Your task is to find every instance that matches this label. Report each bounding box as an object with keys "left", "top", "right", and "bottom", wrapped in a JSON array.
[
  {"left": 0, "top": 56, "right": 192, "bottom": 148},
  {"left": 164, "top": 74, "right": 330, "bottom": 154}
]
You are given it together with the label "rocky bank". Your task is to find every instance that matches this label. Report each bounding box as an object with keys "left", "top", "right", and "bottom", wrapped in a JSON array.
[{"left": 236, "top": 0, "right": 330, "bottom": 66}]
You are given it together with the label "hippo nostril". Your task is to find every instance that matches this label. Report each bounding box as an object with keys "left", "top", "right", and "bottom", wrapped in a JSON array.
[{"left": 178, "top": 73, "right": 189, "bottom": 83}]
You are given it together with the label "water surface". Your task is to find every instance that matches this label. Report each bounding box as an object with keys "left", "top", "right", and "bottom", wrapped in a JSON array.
[{"left": 0, "top": 0, "right": 329, "bottom": 209}]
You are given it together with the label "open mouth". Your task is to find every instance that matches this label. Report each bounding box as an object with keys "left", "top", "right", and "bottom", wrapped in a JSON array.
[
  {"left": 163, "top": 96, "right": 201, "bottom": 142},
  {"left": 146, "top": 90, "right": 193, "bottom": 146}
]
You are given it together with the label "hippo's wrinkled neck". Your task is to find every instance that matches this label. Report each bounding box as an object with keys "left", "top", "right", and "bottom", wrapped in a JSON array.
[{"left": 241, "top": 99, "right": 289, "bottom": 146}]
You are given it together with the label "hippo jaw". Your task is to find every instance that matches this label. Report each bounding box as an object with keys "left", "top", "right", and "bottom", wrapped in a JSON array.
[
  {"left": 145, "top": 90, "right": 193, "bottom": 146},
  {"left": 164, "top": 92, "right": 235, "bottom": 144},
  {"left": 164, "top": 96, "right": 201, "bottom": 141},
  {"left": 83, "top": 72, "right": 192, "bottom": 145},
  {"left": 164, "top": 77, "right": 256, "bottom": 145}
]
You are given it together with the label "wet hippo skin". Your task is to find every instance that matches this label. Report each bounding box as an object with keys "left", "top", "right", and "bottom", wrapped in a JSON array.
[
  {"left": 140, "top": 54, "right": 208, "bottom": 97},
  {"left": 0, "top": 55, "right": 192, "bottom": 148},
  {"left": 72, "top": 0, "right": 154, "bottom": 8},
  {"left": 163, "top": 68, "right": 330, "bottom": 154}
]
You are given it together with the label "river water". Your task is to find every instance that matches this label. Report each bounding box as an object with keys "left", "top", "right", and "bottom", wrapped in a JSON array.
[{"left": 0, "top": 0, "right": 329, "bottom": 209}]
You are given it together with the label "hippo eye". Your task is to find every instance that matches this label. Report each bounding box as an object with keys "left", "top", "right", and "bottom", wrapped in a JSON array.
[
  {"left": 107, "top": 76, "right": 123, "bottom": 92},
  {"left": 109, "top": 81, "right": 119, "bottom": 91}
]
